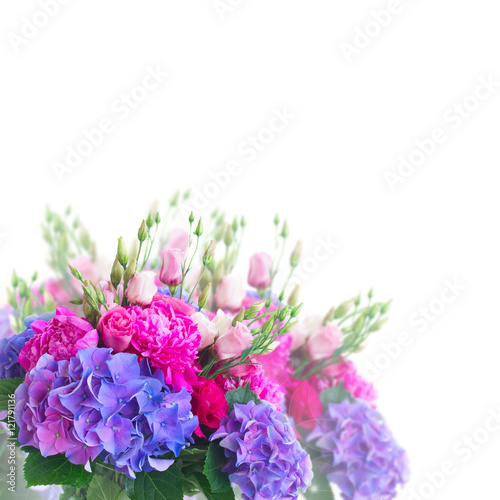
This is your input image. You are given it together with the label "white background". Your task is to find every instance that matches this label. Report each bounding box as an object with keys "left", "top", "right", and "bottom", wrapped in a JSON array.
[{"left": 1, "top": 1, "right": 499, "bottom": 499}]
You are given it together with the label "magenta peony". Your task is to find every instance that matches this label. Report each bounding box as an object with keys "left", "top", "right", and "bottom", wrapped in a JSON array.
[
  {"left": 129, "top": 298, "right": 201, "bottom": 391},
  {"left": 18, "top": 307, "right": 98, "bottom": 371}
]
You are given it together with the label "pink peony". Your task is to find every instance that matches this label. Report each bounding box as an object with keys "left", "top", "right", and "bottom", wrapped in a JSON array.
[
  {"left": 286, "top": 378, "right": 323, "bottom": 430},
  {"left": 98, "top": 306, "right": 136, "bottom": 352},
  {"left": 307, "top": 323, "right": 343, "bottom": 361},
  {"left": 129, "top": 299, "right": 201, "bottom": 391},
  {"left": 18, "top": 307, "right": 99, "bottom": 371},
  {"left": 191, "top": 376, "right": 228, "bottom": 437},
  {"left": 247, "top": 252, "right": 272, "bottom": 289},
  {"left": 190, "top": 312, "right": 218, "bottom": 349},
  {"left": 125, "top": 271, "right": 157, "bottom": 306},
  {"left": 215, "top": 322, "right": 253, "bottom": 360},
  {"left": 159, "top": 248, "right": 184, "bottom": 286},
  {"left": 214, "top": 275, "right": 246, "bottom": 311}
]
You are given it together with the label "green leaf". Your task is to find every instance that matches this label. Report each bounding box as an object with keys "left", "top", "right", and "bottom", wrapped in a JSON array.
[
  {"left": 225, "top": 383, "right": 260, "bottom": 412},
  {"left": 190, "top": 472, "right": 235, "bottom": 500},
  {"left": 202, "top": 441, "right": 232, "bottom": 493},
  {"left": 87, "top": 475, "right": 129, "bottom": 500},
  {"left": 0, "top": 378, "right": 23, "bottom": 411},
  {"left": 303, "top": 460, "right": 335, "bottom": 500},
  {"left": 124, "top": 463, "right": 184, "bottom": 500},
  {"left": 24, "top": 451, "right": 93, "bottom": 488},
  {"left": 319, "top": 382, "right": 354, "bottom": 407}
]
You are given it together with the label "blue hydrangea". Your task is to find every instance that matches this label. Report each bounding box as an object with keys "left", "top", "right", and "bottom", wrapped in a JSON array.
[
  {"left": 211, "top": 401, "right": 313, "bottom": 500},
  {"left": 307, "top": 400, "right": 409, "bottom": 500},
  {"left": 15, "top": 347, "right": 198, "bottom": 477},
  {"left": 0, "top": 308, "right": 13, "bottom": 340},
  {"left": 0, "top": 312, "right": 55, "bottom": 379}
]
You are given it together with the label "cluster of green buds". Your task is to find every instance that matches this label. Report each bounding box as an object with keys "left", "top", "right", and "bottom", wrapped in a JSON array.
[
  {"left": 6, "top": 271, "right": 55, "bottom": 334},
  {"left": 42, "top": 206, "right": 94, "bottom": 283},
  {"left": 136, "top": 211, "right": 162, "bottom": 272}
]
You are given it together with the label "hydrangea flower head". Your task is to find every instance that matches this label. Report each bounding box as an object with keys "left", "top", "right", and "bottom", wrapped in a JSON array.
[
  {"left": 211, "top": 400, "right": 313, "bottom": 500},
  {"left": 307, "top": 400, "right": 409, "bottom": 500},
  {"left": 0, "top": 312, "right": 55, "bottom": 379}
]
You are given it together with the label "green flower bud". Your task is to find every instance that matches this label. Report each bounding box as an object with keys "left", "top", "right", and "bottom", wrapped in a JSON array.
[
  {"left": 224, "top": 225, "right": 233, "bottom": 246},
  {"left": 290, "top": 241, "right": 302, "bottom": 268},
  {"left": 240, "top": 216, "right": 246, "bottom": 228},
  {"left": 79, "top": 227, "right": 91, "bottom": 250},
  {"left": 323, "top": 306, "right": 335, "bottom": 325},
  {"left": 117, "top": 237, "right": 128, "bottom": 268},
  {"left": 353, "top": 314, "right": 365, "bottom": 335},
  {"left": 31, "top": 271, "right": 38, "bottom": 282},
  {"left": 368, "top": 288, "right": 374, "bottom": 300},
  {"left": 280, "top": 220, "right": 289, "bottom": 238},
  {"left": 380, "top": 299, "right": 392, "bottom": 315},
  {"left": 138, "top": 220, "right": 148, "bottom": 242},
  {"left": 155, "top": 212, "right": 161, "bottom": 225},
  {"left": 244, "top": 300, "right": 266, "bottom": 320},
  {"left": 334, "top": 299, "right": 354, "bottom": 319},
  {"left": 123, "top": 257, "right": 137, "bottom": 285},
  {"left": 214, "top": 223, "right": 226, "bottom": 242},
  {"left": 111, "top": 258, "right": 123, "bottom": 289},
  {"left": 232, "top": 216, "right": 239, "bottom": 234},
  {"left": 288, "top": 284, "right": 300, "bottom": 306},
  {"left": 274, "top": 214, "right": 280, "bottom": 226},
  {"left": 70, "top": 298, "right": 84, "bottom": 305},
  {"left": 68, "top": 264, "right": 83, "bottom": 283},
  {"left": 38, "top": 283, "right": 45, "bottom": 295},
  {"left": 354, "top": 294, "right": 361, "bottom": 307},
  {"left": 170, "top": 191, "right": 180, "bottom": 207},
  {"left": 368, "top": 303, "right": 381, "bottom": 319},
  {"left": 6, "top": 289, "right": 16, "bottom": 309},
  {"left": 291, "top": 303, "right": 303, "bottom": 318},
  {"left": 189, "top": 212, "right": 195, "bottom": 224},
  {"left": 371, "top": 317, "right": 389, "bottom": 332},
  {"left": 281, "top": 320, "right": 299, "bottom": 335},
  {"left": 83, "top": 297, "right": 98, "bottom": 326},
  {"left": 11, "top": 271, "right": 19, "bottom": 288},
  {"left": 265, "top": 297, "right": 272, "bottom": 309},
  {"left": 194, "top": 218, "right": 203, "bottom": 237},
  {"left": 203, "top": 240, "right": 216, "bottom": 266},
  {"left": 198, "top": 283, "right": 211, "bottom": 310},
  {"left": 232, "top": 307, "right": 245, "bottom": 326}
]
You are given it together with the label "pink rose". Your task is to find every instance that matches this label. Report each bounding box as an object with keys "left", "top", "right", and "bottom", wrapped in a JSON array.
[
  {"left": 18, "top": 307, "right": 99, "bottom": 371},
  {"left": 247, "top": 252, "right": 272, "bottom": 289},
  {"left": 152, "top": 293, "right": 196, "bottom": 316},
  {"left": 98, "top": 306, "right": 135, "bottom": 352},
  {"left": 164, "top": 228, "right": 189, "bottom": 253},
  {"left": 191, "top": 312, "right": 218, "bottom": 349},
  {"left": 307, "top": 323, "right": 343, "bottom": 360},
  {"left": 159, "top": 248, "right": 184, "bottom": 286},
  {"left": 125, "top": 271, "right": 157, "bottom": 306},
  {"left": 191, "top": 376, "right": 228, "bottom": 437},
  {"left": 215, "top": 322, "right": 253, "bottom": 360},
  {"left": 214, "top": 275, "right": 245, "bottom": 311}
]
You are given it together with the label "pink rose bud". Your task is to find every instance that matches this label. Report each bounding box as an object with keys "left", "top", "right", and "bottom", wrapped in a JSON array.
[
  {"left": 247, "top": 252, "right": 272, "bottom": 289},
  {"left": 214, "top": 275, "right": 246, "bottom": 311},
  {"left": 125, "top": 271, "right": 157, "bottom": 306},
  {"left": 160, "top": 248, "right": 184, "bottom": 286},
  {"left": 307, "top": 323, "right": 343, "bottom": 360},
  {"left": 215, "top": 322, "right": 253, "bottom": 360},
  {"left": 98, "top": 306, "right": 135, "bottom": 352},
  {"left": 191, "top": 312, "right": 218, "bottom": 349}
]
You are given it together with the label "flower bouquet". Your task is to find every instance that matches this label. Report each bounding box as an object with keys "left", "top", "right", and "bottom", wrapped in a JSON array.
[{"left": 0, "top": 202, "right": 409, "bottom": 500}]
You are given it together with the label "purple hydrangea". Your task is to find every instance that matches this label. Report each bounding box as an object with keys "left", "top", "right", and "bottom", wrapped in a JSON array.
[
  {"left": 211, "top": 401, "right": 313, "bottom": 500},
  {"left": 307, "top": 400, "right": 409, "bottom": 500},
  {"left": 15, "top": 347, "right": 198, "bottom": 478},
  {"left": 0, "top": 312, "right": 55, "bottom": 379},
  {"left": 0, "top": 308, "right": 13, "bottom": 340}
]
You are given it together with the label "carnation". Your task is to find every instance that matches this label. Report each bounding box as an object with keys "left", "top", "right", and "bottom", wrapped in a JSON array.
[
  {"left": 18, "top": 307, "right": 98, "bottom": 372},
  {"left": 223, "top": 365, "right": 285, "bottom": 408},
  {"left": 0, "top": 312, "right": 55, "bottom": 379},
  {"left": 307, "top": 400, "right": 409, "bottom": 500},
  {"left": 211, "top": 401, "right": 313, "bottom": 500},
  {"left": 129, "top": 298, "right": 201, "bottom": 391}
]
